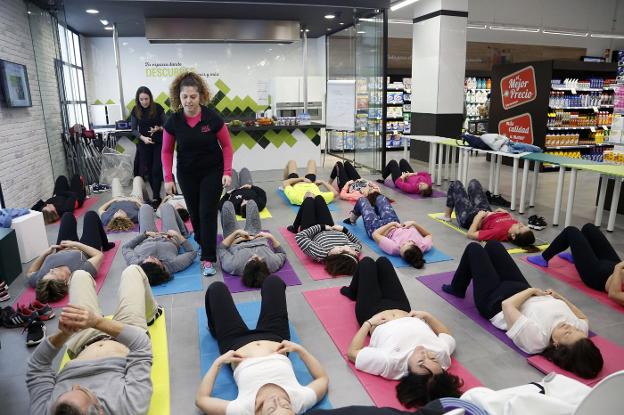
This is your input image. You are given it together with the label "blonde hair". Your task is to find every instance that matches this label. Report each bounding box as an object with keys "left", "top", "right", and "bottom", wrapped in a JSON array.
[
  {"left": 107, "top": 216, "right": 135, "bottom": 232},
  {"left": 169, "top": 71, "right": 211, "bottom": 111},
  {"left": 36, "top": 279, "right": 67, "bottom": 303}
]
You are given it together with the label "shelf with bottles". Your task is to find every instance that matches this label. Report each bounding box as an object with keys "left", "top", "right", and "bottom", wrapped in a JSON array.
[
  {"left": 546, "top": 110, "right": 613, "bottom": 129},
  {"left": 550, "top": 78, "right": 617, "bottom": 92},
  {"left": 548, "top": 89, "right": 614, "bottom": 108}
]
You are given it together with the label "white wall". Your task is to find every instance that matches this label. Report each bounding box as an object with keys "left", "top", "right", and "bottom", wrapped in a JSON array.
[
  {"left": 390, "top": 0, "right": 624, "bottom": 55},
  {"left": 0, "top": 0, "right": 56, "bottom": 208}
]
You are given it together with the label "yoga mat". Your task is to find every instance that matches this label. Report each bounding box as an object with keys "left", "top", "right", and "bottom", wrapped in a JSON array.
[
  {"left": 196, "top": 303, "right": 332, "bottom": 409},
  {"left": 303, "top": 287, "right": 482, "bottom": 410},
  {"left": 151, "top": 238, "right": 202, "bottom": 296},
  {"left": 522, "top": 255, "right": 624, "bottom": 314},
  {"left": 278, "top": 227, "right": 340, "bottom": 281},
  {"left": 216, "top": 234, "right": 302, "bottom": 292},
  {"left": 236, "top": 207, "right": 272, "bottom": 221},
  {"left": 528, "top": 336, "right": 624, "bottom": 386},
  {"left": 155, "top": 218, "right": 194, "bottom": 233},
  {"left": 380, "top": 179, "right": 446, "bottom": 199},
  {"left": 60, "top": 312, "right": 170, "bottom": 415},
  {"left": 71, "top": 196, "right": 100, "bottom": 219},
  {"left": 427, "top": 212, "right": 549, "bottom": 254},
  {"left": 16, "top": 241, "right": 120, "bottom": 308},
  {"left": 344, "top": 220, "right": 453, "bottom": 268},
  {"left": 277, "top": 188, "right": 338, "bottom": 212}
]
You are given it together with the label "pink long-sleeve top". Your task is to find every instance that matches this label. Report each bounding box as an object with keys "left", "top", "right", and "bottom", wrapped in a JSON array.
[
  {"left": 162, "top": 106, "right": 233, "bottom": 182},
  {"left": 395, "top": 172, "right": 432, "bottom": 194}
]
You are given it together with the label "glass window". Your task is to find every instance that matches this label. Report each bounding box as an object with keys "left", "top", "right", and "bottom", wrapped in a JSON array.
[
  {"left": 63, "top": 64, "right": 73, "bottom": 100},
  {"left": 56, "top": 25, "right": 89, "bottom": 130},
  {"left": 73, "top": 32, "right": 81, "bottom": 67},
  {"left": 77, "top": 70, "right": 85, "bottom": 101},
  {"left": 58, "top": 25, "right": 68, "bottom": 63}
]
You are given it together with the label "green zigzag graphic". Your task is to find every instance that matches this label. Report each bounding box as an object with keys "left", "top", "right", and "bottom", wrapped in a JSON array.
[
  {"left": 265, "top": 129, "right": 297, "bottom": 148},
  {"left": 230, "top": 131, "right": 257, "bottom": 151}
]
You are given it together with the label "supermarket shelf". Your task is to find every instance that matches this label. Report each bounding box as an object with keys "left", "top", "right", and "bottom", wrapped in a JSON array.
[
  {"left": 551, "top": 87, "right": 604, "bottom": 92},
  {"left": 385, "top": 117, "right": 406, "bottom": 121},
  {"left": 386, "top": 103, "right": 405, "bottom": 106},
  {"left": 549, "top": 106, "right": 614, "bottom": 110},
  {"left": 547, "top": 126, "right": 611, "bottom": 130}
]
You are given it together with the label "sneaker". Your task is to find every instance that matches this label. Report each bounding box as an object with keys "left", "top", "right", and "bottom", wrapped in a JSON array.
[
  {"left": 24, "top": 317, "right": 46, "bottom": 347},
  {"left": 0, "top": 282, "right": 9, "bottom": 302},
  {"left": 490, "top": 194, "right": 511, "bottom": 208},
  {"left": 0, "top": 306, "right": 25, "bottom": 328},
  {"left": 29, "top": 300, "right": 55, "bottom": 321},
  {"left": 201, "top": 261, "right": 216, "bottom": 277},
  {"left": 439, "top": 215, "right": 452, "bottom": 222},
  {"left": 286, "top": 225, "right": 297, "bottom": 234},
  {"left": 147, "top": 305, "right": 164, "bottom": 326},
  {"left": 528, "top": 215, "right": 547, "bottom": 230}
]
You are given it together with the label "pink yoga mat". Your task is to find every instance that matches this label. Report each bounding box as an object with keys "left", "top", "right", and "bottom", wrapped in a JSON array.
[
  {"left": 380, "top": 179, "right": 446, "bottom": 199},
  {"left": 278, "top": 227, "right": 351, "bottom": 281},
  {"left": 522, "top": 256, "right": 623, "bottom": 314},
  {"left": 528, "top": 336, "right": 624, "bottom": 386},
  {"left": 72, "top": 196, "right": 99, "bottom": 218},
  {"left": 303, "top": 287, "right": 482, "bottom": 409},
  {"left": 16, "top": 241, "right": 120, "bottom": 308}
]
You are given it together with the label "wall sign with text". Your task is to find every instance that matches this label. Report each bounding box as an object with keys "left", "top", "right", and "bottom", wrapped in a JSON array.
[
  {"left": 498, "top": 113, "right": 534, "bottom": 144},
  {"left": 500, "top": 65, "right": 537, "bottom": 110}
]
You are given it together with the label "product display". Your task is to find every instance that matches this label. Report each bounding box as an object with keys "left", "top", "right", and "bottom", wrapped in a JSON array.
[
  {"left": 384, "top": 76, "right": 411, "bottom": 149},
  {"left": 463, "top": 76, "right": 491, "bottom": 132}
]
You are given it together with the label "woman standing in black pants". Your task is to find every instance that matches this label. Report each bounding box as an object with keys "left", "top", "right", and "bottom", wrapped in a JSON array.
[
  {"left": 528, "top": 223, "right": 624, "bottom": 306},
  {"left": 130, "top": 86, "right": 167, "bottom": 204},
  {"left": 197, "top": 276, "right": 328, "bottom": 414},
  {"left": 444, "top": 241, "right": 603, "bottom": 379},
  {"left": 162, "top": 72, "right": 233, "bottom": 277},
  {"left": 341, "top": 256, "right": 461, "bottom": 408},
  {"left": 289, "top": 195, "right": 362, "bottom": 276}
]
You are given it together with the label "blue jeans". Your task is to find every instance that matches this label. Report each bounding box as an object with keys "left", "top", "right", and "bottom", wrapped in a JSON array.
[
  {"left": 446, "top": 180, "right": 491, "bottom": 229},
  {"left": 353, "top": 194, "right": 399, "bottom": 238}
]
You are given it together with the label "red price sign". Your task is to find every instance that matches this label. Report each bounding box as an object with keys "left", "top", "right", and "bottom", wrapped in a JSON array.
[
  {"left": 500, "top": 66, "right": 537, "bottom": 110},
  {"left": 498, "top": 113, "right": 534, "bottom": 144}
]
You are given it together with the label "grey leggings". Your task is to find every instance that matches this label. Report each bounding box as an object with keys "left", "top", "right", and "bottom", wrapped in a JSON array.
[
  {"left": 446, "top": 179, "right": 491, "bottom": 228},
  {"left": 139, "top": 203, "right": 189, "bottom": 237},
  {"left": 221, "top": 199, "right": 262, "bottom": 238},
  {"left": 224, "top": 168, "right": 253, "bottom": 193}
]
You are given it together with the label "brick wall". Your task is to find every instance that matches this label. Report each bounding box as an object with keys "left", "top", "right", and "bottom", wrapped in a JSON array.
[{"left": 0, "top": 0, "right": 58, "bottom": 208}]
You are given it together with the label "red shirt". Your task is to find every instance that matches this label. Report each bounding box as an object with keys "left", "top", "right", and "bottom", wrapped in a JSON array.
[{"left": 478, "top": 212, "right": 517, "bottom": 241}]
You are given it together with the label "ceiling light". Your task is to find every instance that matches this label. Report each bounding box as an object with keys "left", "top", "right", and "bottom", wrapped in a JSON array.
[
  {"left": 388, "top": 19, "right": 413, "bottom": 25},
  {"left": 339, "top": 22, "right": 344, "bottom": 25},
  {"left": 327, "top": 28, "right": 332, "bottom": 31},
  {"left": 590, "top": 33, "right": 624, "bottom": 39},
  {"left": 542, "top": 29, "right": 588, "bottom": 37},
  {"left": 86, "top": 9, "right": 99, "bottom": 14},
  {"left": 27, "top": 10, "right": 32, "bottom": 15},
  {"left": 357, "top": 31, "right": 366, "bottom": 34},
  {"left": 390, "top": 0, "right": 420, "bottom": 12},
  {"left": 467, "top": 23, "right": 487, "bottom": 30},
  {"left": 100, "top": 19, "right": 109, "bottom": 25},
  {"left": 490, "top": 25, "right": 540, "bottom": 33},
  {"left": 305, "top": 29, "right": 310, "bottom": 32},
  {"left": 104, "top": 26, "right": 113, "bottom": 31},
  {"left": 324, "top": 14, "right": 335, "bottom": 19}
]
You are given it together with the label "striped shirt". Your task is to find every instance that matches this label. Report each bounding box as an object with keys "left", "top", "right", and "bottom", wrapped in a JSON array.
[{"left": 295, "top": 224, "right": 362, "bottom": 262}]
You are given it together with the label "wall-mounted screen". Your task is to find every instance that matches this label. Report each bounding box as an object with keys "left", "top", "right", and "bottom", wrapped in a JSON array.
[{"left": 0, "top": 60, "right": 32, "bottom": 107}]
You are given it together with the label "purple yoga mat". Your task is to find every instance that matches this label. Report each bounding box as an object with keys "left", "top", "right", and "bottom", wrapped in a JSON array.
[
  {"left": 217, "top": 234, "right": 302, "bottom": 293},
  {"left": 380, "top": 178, "right": 446, "bottom": 199},
  {"left": 417, "top": 271, "right": 529, "bottom": 356}
]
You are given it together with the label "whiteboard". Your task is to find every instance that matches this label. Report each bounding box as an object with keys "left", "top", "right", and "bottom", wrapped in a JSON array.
[{"left": 326, "top": 80, "right": 356, "bottom": 131}]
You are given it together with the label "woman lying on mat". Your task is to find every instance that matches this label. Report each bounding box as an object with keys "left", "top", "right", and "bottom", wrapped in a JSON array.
[
  {"left": 341, "top": 256, "right": 462, "bottom": 408},
  {"left": 329, "top": 160, "right": 383, "bottom": 202},
  {"left": 218, "top": 200, "right": 286, "bottom": 287},
  {"left": 197, "top": 276, "right": 329, "bottom": 415},
  {"left": 156, "top": 194, "right": 190, "bottom": 221},
  {"left": 528, "top": 223, "right": 624, "bottom": 306},
  {"left": 32, "top": 174, "right": 87, "bottom": 224},
  {"left": 219, "top": 167, "right": 267, "bottom": 218},
  {"left": 345, "top": 193, "right": 431, "bottom": 268},
  {"left": 282, "top": 159, "right": 337, "bottom": 206},
  {"left": 443, "top": 241, "right": 603, "bottom": 379},
  {"left": 27, "top": 211, "right": 115, "bottom": 303},
  {"left": 379, "top": 159, "right": 433, "bottom": 197},
  {"left": 97, "top": 176, "right": 145, "bottom": 232},
  {"left": 122, "top": 203, "right": 196, "bottom": 286},
  {"left": 444, "top": 179, "right": 536, "bottom": 250},
  {"left": 288, "top": 194, "right": 362, "bottom": 276}
]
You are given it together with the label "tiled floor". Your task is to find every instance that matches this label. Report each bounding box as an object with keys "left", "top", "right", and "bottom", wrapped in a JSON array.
[{"left": 1, "top": 153, "right": 622, "bottom": 414}]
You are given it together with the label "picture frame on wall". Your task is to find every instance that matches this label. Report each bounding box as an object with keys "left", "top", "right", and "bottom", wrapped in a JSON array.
[{"left": 0, "top": 59, "right": 33, "bottom": 108}]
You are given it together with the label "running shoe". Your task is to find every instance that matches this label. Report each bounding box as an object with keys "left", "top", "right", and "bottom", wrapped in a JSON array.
[
  {"left": 528, "top": 215, "right": 547, "bottom": 230},
  {"left": 28, "top": 300, "right": 55, "bottom": 321},
  {"left": 24, "top": 317, "right": 46, "bottom": 347},
  {"left": 201, "top": 261, "right": 216, "bottom": 277},
  {"left": 0, "top": 306, "right": 25, "bottom": 328},
  {"left": 0, "top": 282, "right": 9, "bottom": 302},
  {"left": 148, "top": 305, "right": 164, "bottom": 326}
]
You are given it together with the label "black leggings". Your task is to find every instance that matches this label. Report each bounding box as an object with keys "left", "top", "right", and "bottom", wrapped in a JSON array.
[
  {"left": 542, "top": 224, "right": 620, "bottom": 291},
  {"left": 291, "top": 195, "right": 334, "bottom": 231},
  {"left": 56, "top": 211, "right": 111, "bottom": 250},
  {"left": 205, "top": 275, "right": 290, "bottom": 353},
  {"left": 346, "top": 256, "right": 411, "bottom": 325},
  {"left": 449, "top": 241, "right": 530, "bottom": 319},
  {"left": 288, "top": 172, "right": 317, "bottom": 182},
  {"left": 176, "top": 168, "right": 223, "bottom": 262},
  {"left": 382, "top": 159, "right": 414, "bottom": 183},
  {"left": 53, "top": 175, "right": 86, "bottom": 207},
  {"left": 330, "top": 161, "right": 361, "bottom": 191}
]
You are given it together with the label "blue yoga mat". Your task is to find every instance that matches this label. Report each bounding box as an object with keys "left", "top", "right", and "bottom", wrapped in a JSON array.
[
  {"left": 277, "top": 188, "right": 338, "bottom": 212},
  {"left": 344, "top": 220, "right": 453, "bottom": 268},
  {"left": 152, "top": 238, "right": 202, "bottom": 296},
  {"left": 197, "top": 304, "right": 332, "bottom": 409}
]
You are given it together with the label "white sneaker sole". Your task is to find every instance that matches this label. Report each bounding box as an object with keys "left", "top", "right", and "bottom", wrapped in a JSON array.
[{"left": 528, "top": 224, "right": 545, "bottom": 230}]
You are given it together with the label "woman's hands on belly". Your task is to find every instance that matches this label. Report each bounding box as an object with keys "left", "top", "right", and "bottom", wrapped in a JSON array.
[{"left": 368, "top": 309, "right": 409, "bottom": 334}]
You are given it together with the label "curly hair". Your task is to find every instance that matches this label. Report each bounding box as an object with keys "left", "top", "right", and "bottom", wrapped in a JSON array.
[
  {"left": 169, "top": 71, "right": 211, "bottom": 111},
  {"left": 107, "top": 216, "right": 135, "bottom": 232},
  {"left": 36, "top": 278, "right": 67, "bottom": 303},
  {"left": 396, "top": 371, "right": 463, "bottom": 408},
  {"left": 542, "top": 338, "right": 603, "bottom": 379}
]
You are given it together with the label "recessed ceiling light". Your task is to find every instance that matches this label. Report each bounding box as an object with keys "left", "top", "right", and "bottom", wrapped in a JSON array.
[
  {"left": 100, "top": 19, "right": 109, "bottom": 25},
  {"left": 339, "top": 22, "right": 344, "bottom": 25},
  {"left": 104, "top": 26, "right": 113, "bottom": 31},
  {"left": 357, "top": 31, "right": 366, "bottom": 34},
  {"left": 325, "top": 14, "right": 336, "bottom": 19},
  {"left": 327, "top": 28, "right": 332, "bottom": 31},
  {"left": 27, "top": 10, "right": 32, "bottom": 14},
  {"left": 390, "top": 0, "right": 419, "bottom": 12},
  {"left": 86, "top": 9, "right": 99, "bottom": 14},
  {"left": 305, "top": 29, "right": 310, "bottom": 32}
]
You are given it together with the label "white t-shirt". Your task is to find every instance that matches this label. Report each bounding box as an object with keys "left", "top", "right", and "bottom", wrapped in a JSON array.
[
  {"left": 354, "top": 317, "right": 456, "bottom": 380},
  {"left": 489, "top": 296, "right": 589, "bottom": 354},
  {"left": 226, "top": 354, "right": 317, "bottom": 415}
]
